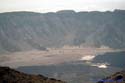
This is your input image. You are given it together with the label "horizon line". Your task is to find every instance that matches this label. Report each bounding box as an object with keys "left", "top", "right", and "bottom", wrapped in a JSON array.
[{"left": 0, "top": 9, "right": 125, "bottom": 14}]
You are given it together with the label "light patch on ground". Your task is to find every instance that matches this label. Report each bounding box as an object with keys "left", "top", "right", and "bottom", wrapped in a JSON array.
[
  {"left": 0, "top": 50, "right": 81, "bottom": 68},
  {"left": 80, "top": 55, "right": 96, "bottom": 61},
  {"left": 91, "top": 63, "right": 109, "bottom": 69}
]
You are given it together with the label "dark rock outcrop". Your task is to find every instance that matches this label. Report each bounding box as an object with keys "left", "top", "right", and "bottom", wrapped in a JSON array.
[
  {"left": 0, "top": 66, "right": 66, "bottom": 83},
  {"left": 97, "top": 70, "right": 125, "bottom": 83}
]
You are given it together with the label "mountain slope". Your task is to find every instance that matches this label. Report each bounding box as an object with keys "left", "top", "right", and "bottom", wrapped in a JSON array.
[
  {"left": 0, "top": 10, "right": 125, "bottom": 53},
  {"left": 0, "top": 66, "right": 66, "bottom": 83}
]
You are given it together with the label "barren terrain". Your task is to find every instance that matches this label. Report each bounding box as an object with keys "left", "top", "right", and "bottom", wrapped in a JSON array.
[{"left": 0, "top": 46, "right": 123, "bottom": 68}]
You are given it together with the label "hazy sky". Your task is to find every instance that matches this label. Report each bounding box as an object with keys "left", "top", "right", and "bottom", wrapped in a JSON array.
[{"left": 0, "top": 0, "right": 125, "bottom": 13}]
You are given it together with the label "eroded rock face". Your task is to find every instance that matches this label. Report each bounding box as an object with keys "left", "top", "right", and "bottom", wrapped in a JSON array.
[
  {"left": 0, "top": 10, "right": 125, "bottom": 54},
  {"left": 0, "top": 67, "right": 66, "bottom": 83},
  {"left": 97, "top": 71, "right": 125, "bottom": 83}
]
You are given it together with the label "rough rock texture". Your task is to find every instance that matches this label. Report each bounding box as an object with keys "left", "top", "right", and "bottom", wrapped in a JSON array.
[
  {"left": 0, "top": 10, "right": 125, "bottom": 53},
  {"left": 97, "top": 70, "right": 125, "bottom": 83},
  {"left": 0, "top": 67, "right": 66, "bottom": 83}
]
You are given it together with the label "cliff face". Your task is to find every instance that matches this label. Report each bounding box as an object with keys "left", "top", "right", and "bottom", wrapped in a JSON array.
[
  {"left": 0, "top": 10, "right": 125, "bottom": 53},
  {"left": 97, "top": 70, "right": 125, "bottom": 83},
  {"left": 0, "top": 67, "right": 66, "bottom": 83}
]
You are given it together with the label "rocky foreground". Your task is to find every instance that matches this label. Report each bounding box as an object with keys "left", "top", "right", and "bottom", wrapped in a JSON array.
[
  {"left": 97, "top": 70, "right": 125, "bottom": 83},
  {"left": 0, "top": 66, "right": 66, "bottom": 83},
  {"left": 0, "top": 66, "right": 125, "bottom": 83}
]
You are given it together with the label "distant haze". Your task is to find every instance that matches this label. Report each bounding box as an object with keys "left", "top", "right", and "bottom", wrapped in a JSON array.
[{"left": 0, "top": 0, "right": 125, "bottom": 13}]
